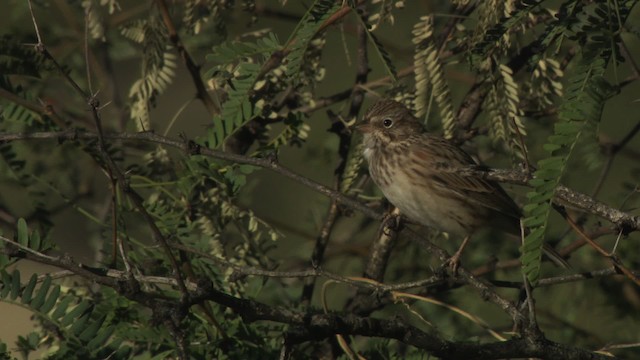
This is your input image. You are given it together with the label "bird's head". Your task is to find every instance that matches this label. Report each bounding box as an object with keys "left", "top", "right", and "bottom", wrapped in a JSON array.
[{"left": 355, "top": 99, "right": 424, "bottom": 144}]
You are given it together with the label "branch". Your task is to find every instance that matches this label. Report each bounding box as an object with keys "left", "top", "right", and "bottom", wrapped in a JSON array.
[
  {"left": 2, "top": 130, "right": 637, "bottom": 234},
  {"left": 26, "top": 2, "right": 191, "bottom": 302},
  {"left": 155, "top": 0, "right": 220, "bottom": 115},
  {"left": 0, "top": 234, "right": 624, "bottom": 359},
  {"left": 191, "top": 279, "right": 611, "bottom": 360},
  {"left": 455, "top": 166, "right": 640, "bottom": 233}
]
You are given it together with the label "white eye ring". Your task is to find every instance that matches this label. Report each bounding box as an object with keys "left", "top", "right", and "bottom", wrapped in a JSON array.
[{"left": 382, "top": 118, "right": 393, "bottom": 128}]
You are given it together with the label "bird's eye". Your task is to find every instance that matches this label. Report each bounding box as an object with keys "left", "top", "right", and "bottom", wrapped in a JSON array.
[{"left": 382, "top": 118, "right": 393, "bottom": 128}]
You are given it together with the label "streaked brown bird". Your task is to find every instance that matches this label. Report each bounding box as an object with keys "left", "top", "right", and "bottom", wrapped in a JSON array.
[{"left": 356, "top": 99, "right": 568, "bottom": 270}]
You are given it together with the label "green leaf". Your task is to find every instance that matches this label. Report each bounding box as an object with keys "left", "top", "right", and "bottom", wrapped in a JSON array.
[
  {"left": 31, "top": 275, "right": 52, "bottom": 310},
  {"left": 30, "top": 230, "right": 41, "bottom": 251},
  {"left": 61, "top": 300, "right": 91, "bottom": 327},
  {"left": 21, "top": 274, "right": 38, "bottom": 304},
  {"left": 70, "top": 314, "right": 91, "bottom": 337},
  {"left": 79, "top": 315, "right": 106, "bottom": 342},
  {"left": 0, "top": 271, "right": 11, "bottom": 298},
  {"left": 523, "top": 214, "right": 545, "bottom": 227},
  {"left": 554, "top": 122, "right": 580, "bottom": 134},
  {"left": 525, "top": 192, "right": 553, "bottom": 204},
  {"left": 39, "top": 284, "right": 60, "bottom": 314},
  {"left": 547, "top": 134, "right": 574, "bottom": 146},
  {"left": 30, "top": 275, "right": 51, "bottom": 310},
  {"left": 523, "top": 203, "right": 548, "bottom": 217},
  {"left": 51, "top": 296, "right": 74, "bottom": 320},
  {"left": 538, "top": 156, "right": 564, "bottom": 169},
  {"left": 522, "top": 30, "right": 616, "bottom": 284},
  {"left": 528, "top": 178, "right": 547, "bottom": 187},
  {"left": 10, "top": 270, "right": 20, "bottom": 300},
  {"left": 17, "top": 218, "right": 28, "bottom": 247},
  {"left": 87, "top": 325, "right": 115, "bottom": 350}
]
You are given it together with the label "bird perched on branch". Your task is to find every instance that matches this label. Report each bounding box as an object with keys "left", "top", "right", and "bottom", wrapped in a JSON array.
[{"left": 356, "top": 99, "right": 568, "bottom": 271}]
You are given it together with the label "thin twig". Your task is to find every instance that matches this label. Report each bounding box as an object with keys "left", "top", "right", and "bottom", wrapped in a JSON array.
[
  {"left": 83, "top": 4, "right": 93, "bottom": 96},
  {"left": 155, "top": 0, "right": 219, "bottom": 115},
  {"left": 25, "top": 9, "right": 190, "bottom": 297},
  {"left": 520, "top": 220, "right": 537, "bottom": 329},
  {"left": 27, "top": 0, "right": 42, "bottom": 44},
  {"left": 404, "top": 228, "right": 525, "bottom": 326},
  {"left": 591, "top": 119, "right": 640, "bottom": 197},
  {"left": 556, "top": 205, "right": 640, "bottom": 286}
]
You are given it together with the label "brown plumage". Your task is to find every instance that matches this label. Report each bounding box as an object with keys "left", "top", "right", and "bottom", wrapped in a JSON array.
[{"left": 357, "top": 99, "right": 568, "bottom": 268}]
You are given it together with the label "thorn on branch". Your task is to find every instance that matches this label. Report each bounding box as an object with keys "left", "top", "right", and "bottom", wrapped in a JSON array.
[
  {"left": 311, "top": 259, "right": 321, "bottom": 271},
  {"left": 266, "top": 151, "right": 279, "bottom": 164},
  {"left": 187, "top": 140, "right": 201, "bottom": 155},
  {"left": 88, "top": 95, "right": 100, "bottom": 109},
  {"left": 618, "top": 218, "right": 638, "bottom": 237}
]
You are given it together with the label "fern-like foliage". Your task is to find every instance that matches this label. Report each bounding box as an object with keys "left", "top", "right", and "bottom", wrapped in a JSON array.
[
  {"left": 0, "top": 137, "right": 55, "bottom": 229},
  {"left": 1, "top": 100, "right": 41, "bottom": 128},
  {"left": 205, "top": 33, "right": 281, "bottom": 149},
  {"left": 209, "top": 61, "right": 262, "bottom": 149},
  {"left": 259, "top": 112, "right": 310, "bottom": 151},
  {"left": 0, "top": 219, "right": 122, "bottom": 358},
  {"left": 0, "top": 270, "right": 127, "bottom": 358},
  {"left": 207, "top": 33, "right": 281, "bottom": 67},
  {"left": 340, "top": 141, "right": 365, "bottom": 195},
  {"left": 178, "top": 157, "right": 278, "bottom": 276},
  {"left": 350, "top": 4, "right": 398, "bottom": 82},
  {"left": 412, "top": 15, "right": 455, "bottom": 138},
  {"left": 0, "top": 35, "right": 49, "bottom": 79},
  {"left": 81, "top": 0, "right": 109, "bottom": 41},
  {"left": 522, "top": 60, "right": 610, "bottom": 284},
  {"left": 471, "top": 0, "right": 544, "bottom": 65},
  {"left": 521, "top": 1, "right": 633, "bottom": 284},
  {"left": 284, "top": 0, "right": 340, "bottom": 80},
  {"left": 527, "top": 58, "right": 564, "bottom": 109},
  {"left": 183, "top": 0, "right": 233, "bottom": 35},
  {"left": 366, "top": 0, "right": 402, "bottom": 30},
  {"left": 205, "top": 0, "right": 341, "bottom": 150},
  {"left": 0, "top": 36, "right": 55, "bottom": 128},
  {"left": 123, "top": 17, "right": 177, "bottom": 131},
  {"left": 485, "top": 64, "right": 528, "bottom": 161},
  {"left": 0, "top": 219, "right": 53, "bottom": 269}
]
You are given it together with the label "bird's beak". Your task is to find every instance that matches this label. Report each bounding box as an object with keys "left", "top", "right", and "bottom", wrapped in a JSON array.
[{"left": 354, "top": 120, "right": 372, "bottom": 133}]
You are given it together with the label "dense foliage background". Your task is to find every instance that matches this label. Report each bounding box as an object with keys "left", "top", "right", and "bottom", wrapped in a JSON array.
[{"left": 0, "top": 0, "right": 639, "bottom": 359}]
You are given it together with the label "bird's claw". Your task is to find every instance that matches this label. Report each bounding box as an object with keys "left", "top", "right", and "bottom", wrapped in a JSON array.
[
  {"left": 443, "top": 252, "right": 463, "bottom": 274},
  {"left": 380, "top": 212, "right": 402, "bottom": 236}
]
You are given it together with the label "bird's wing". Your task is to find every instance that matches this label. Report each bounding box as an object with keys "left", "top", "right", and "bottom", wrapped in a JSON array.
[{"left": 412, "top": 136, "right": 522, "bottom": 219}]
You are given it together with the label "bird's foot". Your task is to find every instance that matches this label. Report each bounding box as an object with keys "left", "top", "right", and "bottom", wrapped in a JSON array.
[
  {"left": 443, "top": 252, "right": 463, "bottom": 274},
  {"left": 380, "top": 210, "right": 402, "bottom": 236},
  {"left": 442, "top": 235, "right": 471, "bottom": 275}
]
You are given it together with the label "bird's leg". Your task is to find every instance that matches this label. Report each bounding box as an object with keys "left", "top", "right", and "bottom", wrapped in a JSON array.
[
  {"left": 380, "top": 208, "right": 403, "bottom": 236},
  {"left": 445, "top": 235, "right": 471, "bottom": 273}
]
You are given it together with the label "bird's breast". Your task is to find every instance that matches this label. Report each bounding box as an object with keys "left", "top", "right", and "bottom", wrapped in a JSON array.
[{"left": 369, "top": 148, "right": 477, "bottom": 237}]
